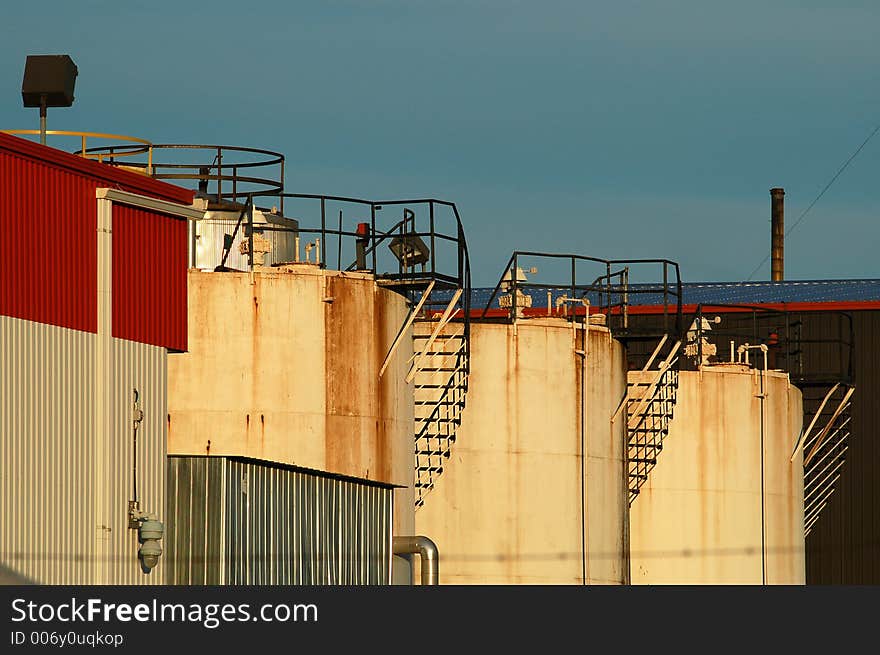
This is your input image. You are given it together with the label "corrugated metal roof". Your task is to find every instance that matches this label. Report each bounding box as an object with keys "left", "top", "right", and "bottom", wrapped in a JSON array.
[
  {"left": 662, "top": 279, "right": 880, "bottom": 305},
  {"left": 464, "top": 279, "right": 880, "bottom": 311}
]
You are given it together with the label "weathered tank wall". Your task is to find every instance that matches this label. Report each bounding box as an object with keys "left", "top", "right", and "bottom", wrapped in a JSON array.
[
  {"left": 630, "top": 365, "right": 804, "bottom": 584},
  {"left": 167, "top": 265, "right": 414, "bottom": 535},
  {"left": 414, "top": 319, "right": 627, "bottom": 584}
]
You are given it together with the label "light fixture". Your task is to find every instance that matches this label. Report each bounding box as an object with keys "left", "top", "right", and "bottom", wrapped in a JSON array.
[
  {"left": 129, "top": 505, "right": 165, "bottom": 574},
  {"left": 21, "top": 54, "right": 78, "bottom": 145},
  {"left": 389, "top": 234, "right": 430, "bottom": 268}
]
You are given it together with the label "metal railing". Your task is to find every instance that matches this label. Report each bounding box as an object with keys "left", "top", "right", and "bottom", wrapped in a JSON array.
[
  {"left": 222, "top": 193, "right": 473, "bottom": 510},
  {"left": 479, "top": 251, "right": 683, "bottom": 338},
  {"left": 78, "top": 143, "right": 285, "bottom": 207},
  {"left": 686, "top": 303, "right": 854, "bottom": 386},
  {"left": 2, "top": 129, "right": 153, "bottom": 168}
]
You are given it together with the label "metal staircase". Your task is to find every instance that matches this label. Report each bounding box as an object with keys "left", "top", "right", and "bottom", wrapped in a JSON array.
[
  {"left": 412, "top": 324, "right": 469, "bottom": 507},
  {"left": 625, "top": 340, "right": 681, "bottom": 504}
]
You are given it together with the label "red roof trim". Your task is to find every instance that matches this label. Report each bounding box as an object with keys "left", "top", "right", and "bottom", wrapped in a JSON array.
[{"left": 0, "top": 132, "right": 194, "bottom": 205}]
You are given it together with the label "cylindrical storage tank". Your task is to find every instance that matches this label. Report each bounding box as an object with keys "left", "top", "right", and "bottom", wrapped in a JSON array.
[
  {"left": 629, "top": 364, "right": 804, "bottom": 584},
  {"left": 167, "top": 265, "right": 415, "bottom": 536},
  {"left": 414, "top": 318, "right": 628, "bottom": 584}
]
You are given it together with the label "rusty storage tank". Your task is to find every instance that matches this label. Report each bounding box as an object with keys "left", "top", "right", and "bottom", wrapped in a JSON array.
[
  {"left": 165, "top": 190, "right": 472, "bottom": 557},
  {"left": 167, "top": 264, "right": 416, "bottom": 534},
  {"left": 629, "top": 362, "right": 805, "bottom": 584},
  {"left": 414, "top": 317, "right": 627, "bottom": 584},
  {"left": 411, "top": 254, "right": 668, "bottom": 584}
]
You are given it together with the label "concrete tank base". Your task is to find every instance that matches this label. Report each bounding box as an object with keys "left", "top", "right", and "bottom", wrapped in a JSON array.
[{"left": 630, "top": 364, "right": 804, "bottom": 584}]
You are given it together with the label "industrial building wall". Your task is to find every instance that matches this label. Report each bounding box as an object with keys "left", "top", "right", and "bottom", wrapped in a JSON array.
[
  {"left": 0, "top": 316, "right": 96, "bottom": 583},
  {"left": 101, "top": 339, "right": 168, "bottom": 584},
  {"left": 0, "top": 151, "right": 98, "bottom": 332},
  {"left": 0, "top": 133, "right": 193, "bottom": 347},
  {"left": 166, "top": 456, "right": 393, "bottom": 585},
  {"left": 805, "top": 310, "right": 880, "bottom": 583},
  {"left": 0, "top": 316, "right": 167, "bottom": 584},
  {"left": 112, "top": 204, "right": 188, "bottom": 352}
]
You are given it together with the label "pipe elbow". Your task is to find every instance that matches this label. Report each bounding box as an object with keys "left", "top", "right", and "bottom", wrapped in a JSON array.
[{"left": 393, "top": 535, "right": 439, "bottom": 585}]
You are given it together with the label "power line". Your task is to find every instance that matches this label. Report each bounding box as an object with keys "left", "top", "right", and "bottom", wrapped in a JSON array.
[{"left": 746, "top": 122, "right": 880, "bottom": 281}]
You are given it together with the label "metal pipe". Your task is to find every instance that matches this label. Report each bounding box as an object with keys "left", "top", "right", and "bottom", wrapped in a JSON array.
[
  {"left": 393, "top": 536, "right": 439, "bottom": 585},
  {"left": 771, "top": 187, "right": 785, "bottom": 281},
  {"left": 573, "top": 300, "right": 590, "bottom": 585}
]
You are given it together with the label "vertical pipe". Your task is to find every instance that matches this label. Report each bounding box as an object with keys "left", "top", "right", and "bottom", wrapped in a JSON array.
[
  {"left": 759, "top": 367, "right": 767, "bottom": 584},
  {"left": 579, "top": 317, "right": 589, "bottom": 584},
  {"left": 771, "top": 187, "right": 785, "bottom": 281}
]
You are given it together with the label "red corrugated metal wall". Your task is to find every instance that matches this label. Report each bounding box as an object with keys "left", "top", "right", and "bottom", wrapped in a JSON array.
[
  {"left": 0, "top": 149, "right": 98, "bottom": 332},
  {"left": 0, "top": 133, "right": 193, "bottom": 349},
  {"left": 112, "top": 204, "right": 187, "bottom": 351}
]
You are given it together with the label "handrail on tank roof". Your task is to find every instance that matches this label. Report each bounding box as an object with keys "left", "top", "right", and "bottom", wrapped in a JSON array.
[
  {"left": 480, "top": 250, "right": 683, "bottom": 338},
  {"left": 75, "top": 142, "right": 285, "bottom": 206},
  {"left": 689, "top": 302, "right": 854, "bottom": 386}
]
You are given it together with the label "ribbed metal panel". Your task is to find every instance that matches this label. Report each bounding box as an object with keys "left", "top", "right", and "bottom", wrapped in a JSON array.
[
  {"left": 1, "top": 132, "right": 194, "bottom": 350},
  {"left": 806, "top": 310, "right": 880, "bottom": 584},
  {"left": 0, "top": 316, "right": 169, "bottom": 584},
  {"left": 0, "top": 149, "right": 97, "bottom": 332},
  {"left": 1, "top": 316, "right": 95, "bottom": 583},
  {"left": 166, "top": 456, "right": 393, "bottom": 585},
  {"left": 102, "top": 338, "right": 168, "bottom": 584},
  {"left": 0, "top": 132, "right": 194, "bottom": 205},
  {"left": 112, "top": 204, "right": 188, "bottom": 351}
]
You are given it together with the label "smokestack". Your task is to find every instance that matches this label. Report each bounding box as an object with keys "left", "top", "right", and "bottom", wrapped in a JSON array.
[{"left": 770, "top": 187, "right": 785, "bottom": 281}]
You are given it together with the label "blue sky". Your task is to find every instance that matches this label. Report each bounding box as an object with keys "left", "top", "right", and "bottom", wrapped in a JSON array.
[{"left": 1, "top": 1, "right": 878, "bottom": 286}]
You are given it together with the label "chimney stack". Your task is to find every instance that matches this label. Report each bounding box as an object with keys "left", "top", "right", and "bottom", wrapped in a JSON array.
[{"left": 770, "top": 187, "right": 785, "bottom": 281}]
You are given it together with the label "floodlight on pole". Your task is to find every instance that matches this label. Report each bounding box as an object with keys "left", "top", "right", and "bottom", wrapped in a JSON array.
[{"left": 21, "top": 54, "right": 78, "bottom": 145}]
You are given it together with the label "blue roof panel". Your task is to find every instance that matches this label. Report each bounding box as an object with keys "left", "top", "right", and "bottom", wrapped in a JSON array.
[{"left": 463, "top": 279, "right": 880, "bottom": 310}]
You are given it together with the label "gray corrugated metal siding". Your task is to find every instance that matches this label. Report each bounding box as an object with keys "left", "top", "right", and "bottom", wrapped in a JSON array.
[
  {"left": 1, "top": 317, "right": 167, "bottom": 584},
  {"left": 166, "top": 456, "right": 393, "bottom": 585}
]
